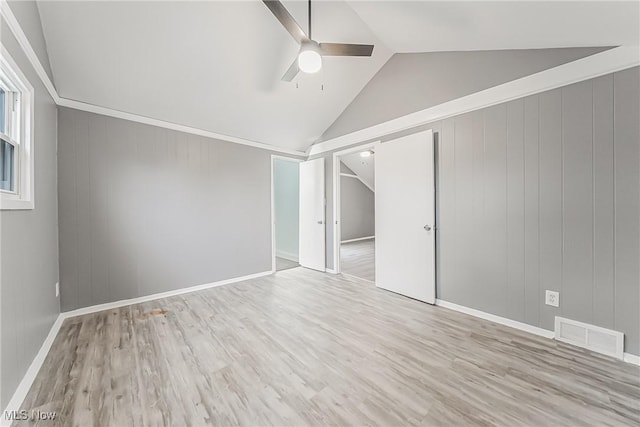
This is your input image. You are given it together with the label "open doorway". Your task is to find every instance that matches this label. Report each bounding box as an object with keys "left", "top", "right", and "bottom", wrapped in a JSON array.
[
  {"left": 333, "top": 143, "right": 377, "bottom": 283},
  {"left": 272, "top": 156, "right": 301, "bottom": 271}
]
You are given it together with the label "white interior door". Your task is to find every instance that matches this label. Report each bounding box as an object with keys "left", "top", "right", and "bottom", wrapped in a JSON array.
[
  {"left": 375, "top": 130, "right": 436, "bottom": 303},
  {"left": 299, "top": 158, "right": 326, "bottom": 271}
]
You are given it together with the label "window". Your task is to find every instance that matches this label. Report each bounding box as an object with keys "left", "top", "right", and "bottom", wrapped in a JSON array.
[{"left": 0, "top": 46, "right": 34, "bottom": 210}]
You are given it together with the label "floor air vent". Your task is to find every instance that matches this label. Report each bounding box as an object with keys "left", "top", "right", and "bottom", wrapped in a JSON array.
[{"left": 555, "top": 317, "right": 624, "bottom": 359}]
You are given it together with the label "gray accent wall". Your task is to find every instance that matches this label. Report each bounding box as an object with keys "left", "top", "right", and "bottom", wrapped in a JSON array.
[
  {"left": 7, "top": 1, "right": 55, "bottom": 85},
  {"left": 321, "top": 47, "right": 609, "bottom": 141},
  {"left": 1, "top": 18, "right": 59, "bottom": 409},
  {"left": 57, "top": 107, "right": 292, "bottom": 312},
  {"left": 273, "top": 158, "right": 299, "bottom": 261},
  {"left": 340, "top": 171, "right": 375, "bottom": 242},
  {"left": 317, "top": 67, "right": 640, "bottom": 356}
]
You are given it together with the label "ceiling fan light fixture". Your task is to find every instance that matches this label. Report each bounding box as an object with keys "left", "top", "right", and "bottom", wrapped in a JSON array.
[{"left": 298, "top": 42, "right": 322, "bottom": 74}]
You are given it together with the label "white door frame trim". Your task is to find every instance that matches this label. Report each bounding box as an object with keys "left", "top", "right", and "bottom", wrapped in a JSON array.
[
  {"left": 309, "top": 46, "right": 639, "bottom": 156},
  {"left": 270, "top": 155, "right": 303, "bottom": 272},
  {"left": 332, "top": 141, "right": 380, "bottom": 274}
]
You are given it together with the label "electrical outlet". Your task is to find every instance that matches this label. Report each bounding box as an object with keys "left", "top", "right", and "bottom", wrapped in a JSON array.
[
  {"left": 545, "top": 290, "right": 559, "bottom": 307},
  {"left": 55, "top": 282, "right": 59, "bottom": 298}
]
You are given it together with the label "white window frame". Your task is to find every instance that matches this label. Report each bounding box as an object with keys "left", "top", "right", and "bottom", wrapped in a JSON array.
[{"left": 0, "top": 46, "right": 34, "bottom": 210}]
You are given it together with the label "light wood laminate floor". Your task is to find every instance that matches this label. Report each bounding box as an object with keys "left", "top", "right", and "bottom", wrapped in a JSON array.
[
  {"left": 18, "top": 268, "right": 640, "bottom": 426},
  {"left": 340, "top": 239, "right": 375, "bottom": 282}
]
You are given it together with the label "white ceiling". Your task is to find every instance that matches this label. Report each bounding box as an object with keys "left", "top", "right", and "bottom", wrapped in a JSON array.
[
  {"left": 346, "top": 1, "right": 639, "bottom": 53},
  {"left": 37, "top": 1, "right": 393, "bottom": 152},
  {"left": 36, "top": 1, "right": 638, "bottom": 152}
]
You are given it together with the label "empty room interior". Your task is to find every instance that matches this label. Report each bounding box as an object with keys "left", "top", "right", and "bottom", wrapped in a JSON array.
[{"left": 1, "top": 0, "right": 639, "bottom": 425}]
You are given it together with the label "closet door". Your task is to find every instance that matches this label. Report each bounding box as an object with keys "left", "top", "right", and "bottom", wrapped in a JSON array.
[{"left": 375, "top": 130, "right": 436, "bottom": 303}]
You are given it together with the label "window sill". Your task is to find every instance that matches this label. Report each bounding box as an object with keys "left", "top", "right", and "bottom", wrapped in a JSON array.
[{"left": 1, "top": 197, "right": 34, "bottom": 210}]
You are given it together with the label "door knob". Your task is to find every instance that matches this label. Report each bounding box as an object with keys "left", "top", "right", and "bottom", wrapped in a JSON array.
[
  {"left": 424, "top": 225, "right": 432, "bottom": 231},
  {"left": 317, "top": 220, "right": 324, "bottom": 225}
]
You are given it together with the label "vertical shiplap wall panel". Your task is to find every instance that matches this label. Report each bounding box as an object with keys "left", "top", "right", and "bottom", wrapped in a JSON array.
[
  {"left": 538, "top": 89, "right": 563, "bottom": 331},
  {"left": 613, "top": 68, "right": 640, "bottom": 355},
  {"left": 483, "top": 105, "right": 509, "bottom": 317},
  {"left": 58, "top": 108, "right": 278, "bottom": 311},
  {"left": 453, "top": 114, "right": 475, "bottom": 308},
  {"left": 523, "top": 96, "right": 540, "bottom": 327},
  {"left": 423, "top": 67, "right": 639, "bottom": 355},
  {"left": 562, "top": 81, "right": 594, "bottom": 324},
  {"left": 58, "top": 108, "right": 79, "bottom": 310},
  {"left": 88, "top": 113, "right": 111, "bottom": 305},
  {"left": 436, "top": 119, "right": 456, "bottom": 300},
  {"left": 74, "top": 110, "right": 92, "bottom": 309},
  {"left": 592, "top": 75, "right": 615, "bottom": 329},
  {"left": 506, "top": 100, "right": 526, "bottom": 322}
]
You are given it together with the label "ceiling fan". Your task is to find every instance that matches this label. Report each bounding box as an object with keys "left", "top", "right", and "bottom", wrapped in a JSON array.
[{"left": 263, "top": 0, "right": 375, "bottom": 81}]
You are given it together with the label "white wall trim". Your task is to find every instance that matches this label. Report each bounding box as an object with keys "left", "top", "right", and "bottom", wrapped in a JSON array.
[
  {"left": 0, "top": 3, "right": 306, "bottom": 157},
  {"left": 1, "top": 269, "right": 273, "bottom": 423},
  {"left": 276, "top": 250, "right": 299, "bottom": 263},
  {"left": 325, "top": 268, "right": 338, "bottom": 274},
  {"left": 436, "top": 299, "right": 640, "bottom": 365},
  {"left": 1, "top": 314, "right": 64, "bottom": 427},
  {"left": 341, "top": 271, "right": 375, "bottom": 284},
  {"left": 62, "top": 270, "right": 272, "bottom": 318},
  {"left": 623, "top": 353, "right": 640, "bottom": 366},
  {"left": 341, "top": 236, "right": 375, "bottom": 244},
  {"left": 309, "top": 46, "right": 640, "bottom": 156},
  {"left": 0, "top": 1, "right": 59, "bottom": 104},
  {"left": 58, "top": 98, "right": 306, "bottom": 157},
  {"left": 435, "top": 299, "right": 556, "bottom": 339}
]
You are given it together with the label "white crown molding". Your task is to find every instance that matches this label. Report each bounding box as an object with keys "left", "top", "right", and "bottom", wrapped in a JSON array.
[
  {"left": 0, "top": 2, "right": 306, "bottom": 157},
  {"left": 309, "top": 46, "right": 640, "bottom": 156},
  {"left": 57, "top": 98, "right": 306, "bottom": 157},
  {"left": 0, "top": 269, "right": 273, "bottom": 425},
  {"left": 0, "top": 1, "right": 59, "bottom": 104}
]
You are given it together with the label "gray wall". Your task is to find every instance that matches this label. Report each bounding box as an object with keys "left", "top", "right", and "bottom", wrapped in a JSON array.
[
  {"left": 340, "top": 173, "right": 375, "bottom": 242},
  {"left": 57, "top": 108, "right": 295, "bottom": 312},
  {"left": 1, "top": 18, "right": 59, "bottom": 409},
  {"left": 321, "top": 47, "right": 609, "bottom": 141},
  {"left": 274, "top": 158, "right": 299, "bottom": 261},
  {"left": 7, "top": 1, "right": 55, "bottom": 85},
  {"left": 317, "top": 67, "right": 640, "bottom": 356}
]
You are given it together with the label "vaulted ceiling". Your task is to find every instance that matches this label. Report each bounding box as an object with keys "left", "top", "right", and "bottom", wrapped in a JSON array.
[{"left": 34, "top": 1, "right": 639, "bottom": 152}]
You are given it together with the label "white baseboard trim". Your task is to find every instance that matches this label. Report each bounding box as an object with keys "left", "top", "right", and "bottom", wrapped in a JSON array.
[
  {"left": 1, "top": 270, "right": 273, "bottom": 423},
  {"left": 325, "top": 268, "right": 338, "bottom": 274},
  {"left": 275, "top": 250, "right": 299, "bottom": 263},
  {"left": 435, "top": 299, "right": 640, "bottom": 365},
  {"left": 341, "top": 236, "right": 375, "bottom": 244},
  {"left": 1, "top": 314, "right": 64, "bottom": 427},
  {"left": 623, "top": 352, "right": 640, "bottom": 366},
  {"left": 62, "top": 270, "right": 272, "bottom": 318},
  {"left": 341, "top": 272, "right": 375, "bottom": 284},
  {"left": 435, "top": 299, "right": 555, "bottom": 339}
]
